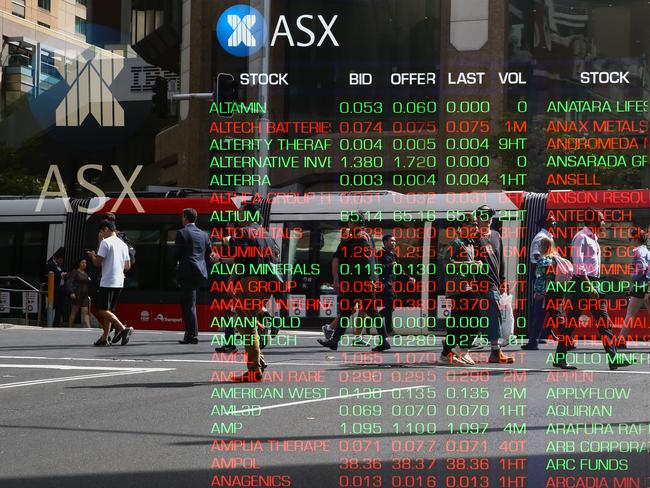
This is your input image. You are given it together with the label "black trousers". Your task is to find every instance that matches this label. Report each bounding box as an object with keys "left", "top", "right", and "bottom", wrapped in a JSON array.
[
  {"left": 332, "top": 289, "right": 388, "bottom": 344},
  {"left": 555, "top": 277, "right": 618, "bottom": 363},
  {"left": 179, "top": 279, "right": 201, "bottom": 340},
  {"left": 53, "top": 286, "right": 66, "bottom": 326},
  {"left": 382, "top": 287, "right": 394, "bottom": 333}
]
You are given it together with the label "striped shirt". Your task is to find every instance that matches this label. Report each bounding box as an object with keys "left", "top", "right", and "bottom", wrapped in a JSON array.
[{"left": 571, "top": 226, "right": 600, "bottom": 278}]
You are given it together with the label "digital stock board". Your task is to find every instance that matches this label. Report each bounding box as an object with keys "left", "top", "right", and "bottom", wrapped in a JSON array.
[{"left": 0, "top": 1, "right": 649, "bottom": 487}]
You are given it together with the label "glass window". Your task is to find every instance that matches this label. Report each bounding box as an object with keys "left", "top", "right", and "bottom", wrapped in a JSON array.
[
  {"left": 281, "top": 0, "right": 441, "bottom": 122},
  {"left": 20, "top": 229, "right": 47, "bottom": 287},
  {"left": 38, "top": 0, "right": 51, "bottom": 11},
  {"left": 76, "top": 0, "right": 87, "bottom": 6},
  {"left": 285, "top": 226, "right": 312, "bottom": 288},
  {"left": 75, "top": 16, "right": 87, "bottom": 36},
  {"left": 119, "top": 229, "right": 161, "bottom": 291},
  {"left": 12, "top": 0, "right": 25, "bottom": 18},
  {"left": 0, "top": 230, "right": 16, "bottom": 277},
  {"left": 163, "top": 228, "right": 183, "bottom": 290}
]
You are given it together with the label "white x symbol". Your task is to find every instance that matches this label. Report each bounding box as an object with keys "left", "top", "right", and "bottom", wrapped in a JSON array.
[{"left": 227, "top": 14, "right": 256, "bottom": 47}]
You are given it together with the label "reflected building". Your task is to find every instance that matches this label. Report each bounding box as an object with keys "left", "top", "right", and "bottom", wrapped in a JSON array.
[{"left": 0, "top": 0, "right": 648, "bottom": 194}]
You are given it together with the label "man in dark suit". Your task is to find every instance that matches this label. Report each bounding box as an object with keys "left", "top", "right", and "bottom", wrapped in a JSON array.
[
  {"left": 174, "top": 208, "right": 212, "bottom": 344},
  {"left": 46, "top": 248, "right": 68, "bottom": 327}
]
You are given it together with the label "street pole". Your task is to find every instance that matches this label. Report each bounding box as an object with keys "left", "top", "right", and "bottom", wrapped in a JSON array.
[{"left": 257, "top": 0, "right": 271, "bottom": 199}]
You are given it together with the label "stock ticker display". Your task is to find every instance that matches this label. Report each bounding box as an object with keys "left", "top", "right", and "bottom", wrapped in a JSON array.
[
  {"left": 0, "top": 1, "right": 649, "bottom": 487},
  {"left": 206, "top": 2, "right": 649, "bottom": 487}
]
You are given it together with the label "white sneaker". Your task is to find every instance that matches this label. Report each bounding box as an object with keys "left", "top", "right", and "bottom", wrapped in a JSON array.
[{"left": 453, "top": 346, "right": 475, "bottom": 365}]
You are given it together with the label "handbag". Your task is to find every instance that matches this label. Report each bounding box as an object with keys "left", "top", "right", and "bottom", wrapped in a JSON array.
[
  {"left": 499, "top": 293, "right": 515, "bottom": 340},
  {"left": 550, "top": 255, "right": 573, "bottom": 283}
]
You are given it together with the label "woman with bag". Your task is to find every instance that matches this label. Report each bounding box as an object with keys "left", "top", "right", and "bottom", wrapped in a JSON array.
[
  {"left": 522, "top": 237, "right": 566, "bottom": 350},
  {"left": 67, "top": 258, "right": 92, "bottom": 328},
  {"left": 439, "top": 213, "right": 481, "bottom": 366},
  {"left": 618, "top": 228, "right": 650, "bottom": 348}
]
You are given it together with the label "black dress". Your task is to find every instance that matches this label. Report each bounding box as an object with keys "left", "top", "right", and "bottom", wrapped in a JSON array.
[{"left": 67, "top": 270, "right": 90, "bottom": 307}]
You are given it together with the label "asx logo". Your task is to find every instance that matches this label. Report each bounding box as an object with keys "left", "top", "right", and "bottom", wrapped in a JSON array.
[
  {"left": 56, "top": 49, "right": 125, "bottom": 127},
  {"left": 216, "top": 4, "right": 338, "bottom": 57}
]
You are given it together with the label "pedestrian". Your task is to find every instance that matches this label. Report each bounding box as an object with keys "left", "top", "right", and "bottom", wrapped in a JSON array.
[
  {"left": 67, "top": 258, "right": 92, "bottom": 328},
  {"left": 103, "top": 213, "right": 136, "bottom": 267},
  {"left": 318, "top": 215, "right": 390, "bottom": 352},
  {"left": 379, "top": 234, "right": 416, "bottom": 336},
  {"left": 46, "top": 249, "right": 67, "bottom": 327},
  {"left": 528, "top": 214, "right": 559, "bottom": 344},
  {"left": 227, "top": 203, "right": 280, "bottom": 382},
  {"left": 213, "top": 236, "right": 238, "bottom": 353},
  {"left": 100, "top": 213, "right": 135, "bottom": 342},
  {"left": 618, "top": 228, "right": 650, "bottom": 348},
  {"left": 475, "top": 206, "right": 514, "bottom": 364},
  {"left": 522, "top": 237, "right": 564, "bottom": 350},
  {"left": 174, "top": 208, "right": 212, "bottom": 344},
  {"left": 87, "top": 220, "right": 133, "bottom": 346},
  {"left": 322, "top": 225, "right": 373, "bottom": 347},
  {"left": 553, "top": 209, "right": 632, "bottom": 370},
  {"left": 439, "top": 213, "right": 480, "bottom": 366}
]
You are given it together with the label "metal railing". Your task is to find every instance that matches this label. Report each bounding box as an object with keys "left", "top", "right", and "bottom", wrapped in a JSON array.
[{"left": 0, "top": 276, "right": 46, "bottom": 325}]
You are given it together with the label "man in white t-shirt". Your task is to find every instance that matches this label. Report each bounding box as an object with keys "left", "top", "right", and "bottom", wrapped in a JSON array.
[{"left": 87, "top": 220, "right": 134, "bottom": 346}]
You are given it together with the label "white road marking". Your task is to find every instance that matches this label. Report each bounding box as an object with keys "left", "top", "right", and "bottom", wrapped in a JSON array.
[
  {"left": 0, "top": 355, "right": 648, "bottom": 373},
  {"left": 0, "top": 355, "right": 337, "bottom": 366},
  {"left": 0, "top": 363, "right": 171, "bottom": 371},
  {"left": 226, "top": 385, "right": 430, "bottom": 415},
  {"left": 0, "top": 363, "right": 174, "bottom": 389}
]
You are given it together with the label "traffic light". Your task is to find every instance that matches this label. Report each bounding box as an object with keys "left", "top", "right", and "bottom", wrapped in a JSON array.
[
  {"left": 152, "top": 76, "right": 169, "bottom": 117},
  {"left": 213, "top": 73, "right": 238, "bottom": 118}
]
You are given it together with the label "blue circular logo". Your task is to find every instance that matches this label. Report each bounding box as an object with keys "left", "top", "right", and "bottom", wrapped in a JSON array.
[{"left": 216, "top": 5, "right": 265, "bottom": 57}]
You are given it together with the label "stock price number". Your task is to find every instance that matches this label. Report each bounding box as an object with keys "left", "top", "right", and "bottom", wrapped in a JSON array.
[
  {"left": 392, "top": 138, "right": 436, "bottom": 151},
  {"left": 392, "top": 100, "right": 437, "bottom": 114},
  {"left": 339, "top": 101, "right": 383, "bottom": 114},
  {"left": 445, "top": 138, "right": 489, "bottom": 151},
  {"left": 446, "top": 422, "right": 488, "bottom": 435},
  {"left": 392, "top": 173, "right": 436, "bottom": 188},
  {"left": 339, "top": 404, "right": 383, "bottom": 417},
  {"left": 339, "top": 457, "right": 382, "bottom": 470},
  {"left": 445, "top": 173, "right": 489, "bottom": 187},
  {"left": 340, "top": 422, "right": 382, "bottom": 435},
  {"left": 394, "top": 156, "right": 437, "bottom": 168},
  {"left": 340, "top": 173, "right": 383, "bottom": 188},
  {"left": 339, "top": 173, "right": 384, "bottom": 188},
  {"left": 342, "top": 155, "right": 384, "bottom": 169},
  {"left": 340, "top": 138, "right": 383, "bottom": 151},
  {"left": 391, "top": 475, "right": 437, "bottom": 488},
  {"left": 339, "top": 474, "right": 382, "bottom": 488},
  {"left": 392, "top": 421, "right": 437, "bottom": 435}
]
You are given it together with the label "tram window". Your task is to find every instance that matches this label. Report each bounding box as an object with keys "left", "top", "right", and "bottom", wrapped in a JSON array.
[
  {"left": 120, "top": 228, "right": 161, "bottom": 290},
  {"left": 317, "top": 226, "right": 343, "bottom": 290},
  {"left": 0, "top": 230, "right": 15, "bottom": 276},
  {"left": 163, "top": 229, "right": 179, "bottom": 290},
  {"left": 21, "top": 229, "right": 47, "bottom": 287},
  {"left": 285, "top": 227, "right": 311, "bottom": 285}
]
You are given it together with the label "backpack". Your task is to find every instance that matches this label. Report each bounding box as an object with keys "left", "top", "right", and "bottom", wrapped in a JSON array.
[
  {"left": 551, "top": 255, "right": 573, "bottom": 283},
  {"left": 117, "top": 231, "right": 136, "bottom": 267}
]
